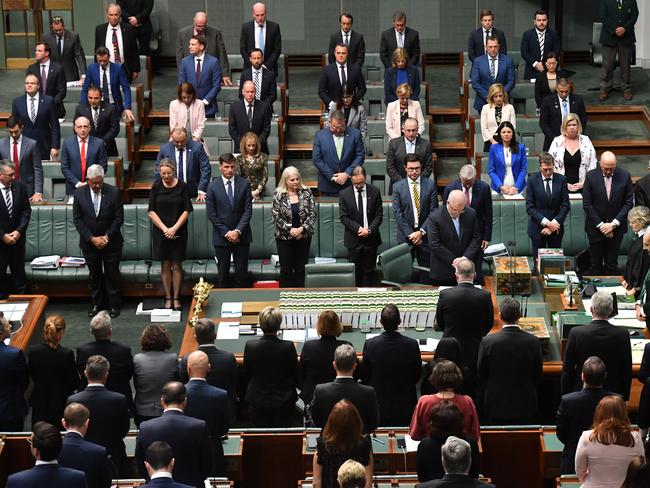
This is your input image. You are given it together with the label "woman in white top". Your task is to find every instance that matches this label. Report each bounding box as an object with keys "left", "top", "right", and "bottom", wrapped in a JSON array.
[
  {"left": 547, "top": 113, "right": 597, "bottom": 192},
  {"left": 169, "top": 82, "right": 209, "bottom": 156},
  {"left": 385, "top": 83, "right": 425, "bottom": 140},
  {"left": 480, "top": 83, "right": 516, "bottom": 153}
]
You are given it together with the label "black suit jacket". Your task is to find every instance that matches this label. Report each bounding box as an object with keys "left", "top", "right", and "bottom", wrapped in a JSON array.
[
  {"left": 526, "top": 172, "right": 570, "bottom": 238},
  {"left": 239, "top": 67, "right": 277, "bottom": 107},
  {"left": 634, "top": 173, "right": 650, "bottom": 208},
  {"left": 539, "top": 93, "right": 587, "bottom": 150},
  {"left": 298, "top": 336, "right": 352, "bottom": 403},
  {"left": 318, "top": 62, "right": 366, "bottom": 107},
  {"left": 26, "top": 60, "right": 66, "bottom": 118},
  {"left": 59, "top": 431, "right": 111, "bottom": 488},
  {"left": 600, "top": 0, "right": 638, "bottom": 46},
  {"left": 360, "top": 331, "right": 421, "bottom": 425},
  {"left": 136, "top": 410, "right": 213, "bottom": 488},
  {"left": 74, "top": 102, "right": 120, "bottom": 157},
  {"left": 240, "top": 20, "right": 281, "bottom": 75},
  {"left": 0, "top": 180, "right": 31, "bottom": 242},
  {"left": 66, "top": 385, "right": 130, "bottom": 464},
  {"left": 228, "top": 99, "right": 272, "bottom": 154},
  {"left": 380, "top": 27, "right": 420, "bottom": 67},
  {"left": 582, "top": 166, "right": 633, "bottom": 242},
  {"left": 556, "top": 387, "right": 613, "bottom": 474},
  {"left": 428, "top": 206, "right": 482, "bottom": 285},
  {"left": 443, "top": 179, "right": 493, "bottom": 242},
  {"left": 311, "top": 377, "right": 379, "bottom": 433},
  {"left": 42, "top": 30, "right": 86, "bottom": 82},
  {"left": 94, "top": 22, "right": 141, "bottom": 77},
  {"left": 0, "top": 343, "right": 28, "bottom": 421},
  {"left": 467, "top": 27, "right": 507, "bottom": 62},
  {"left": 561, "top": 319, "right": 632, "bottom": 400},
  {"left": 339, "top": 183, "right": 382, "bottom": 250},
  {"left": 328, "top": 30, "right": 365, "bottom": 66},
  {"left": 436, "top": 283, "right": 494, "bottom": 372},
  {"left": 477, "top": 327, "right": 543, "bottom": 420},
  {"left": 386, "top": 136, "right": 433, "bottom": 183},
  {"left": 520, "top": 27, "right": 561, "bottom": 80},
  {"left": 11, "top": 94, "right": 60, "bottom": 160},
  {"left": 416, "top": 474, "right": 495, "bottom": 488},
  {"left": 179, "top": 344, "right": 238, "bottom": 409},
  {"left": 72, "top": 183, "right": 124, "bottom": 253}
]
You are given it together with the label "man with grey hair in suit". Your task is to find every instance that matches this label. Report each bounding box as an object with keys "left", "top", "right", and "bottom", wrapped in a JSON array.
[{"left": 0, "top": 115, "right": 43, "bottom": 202}]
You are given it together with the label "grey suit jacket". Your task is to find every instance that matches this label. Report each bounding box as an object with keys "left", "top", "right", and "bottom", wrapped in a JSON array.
[
  {"left": 328, "top": 104, "right": 367, "bottom": 139},
  {"left": 176, "top": 24, "right": 230, "bottom": 77},
  {"left": 0, "top": 136, "right": 42, "bottom": 196},
  {"left": 42, "top": 29, "right": 86, "bottom": 82},
  {"left": 385, "top": 136, "right": 433, "bottom": 183},
  {"left": 133, "top": 351, "right": 179, "bottom": 417}
]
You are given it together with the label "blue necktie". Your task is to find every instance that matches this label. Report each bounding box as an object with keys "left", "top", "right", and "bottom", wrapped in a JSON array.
[
  {"left": 177, "top": 148, "right": 184, "bottom": 182},
  {"left": 226, "top": 180, "right": 234, "bottom": 207},
  {"left": 453, "top": 218, "right": 461, "bottom": 238},
  {"left": 258, "top": 24, "right": 265, "bottom": 52}
]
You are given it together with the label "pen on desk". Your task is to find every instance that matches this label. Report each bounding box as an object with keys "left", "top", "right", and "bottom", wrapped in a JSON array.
[{"left": 371, "top": 435, "right": 385, "bottom": 445}]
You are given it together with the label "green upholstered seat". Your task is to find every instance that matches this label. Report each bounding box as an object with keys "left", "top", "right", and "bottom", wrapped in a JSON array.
[
  {"left": 304, "top": 263, "right": 356, "bottom": 288},
  {"left": 377, "top": 243, "right": 427, "bottom": 287}
]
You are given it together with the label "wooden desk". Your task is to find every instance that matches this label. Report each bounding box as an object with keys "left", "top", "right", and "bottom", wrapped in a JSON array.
[
  {"left": 2, "top": 295, "right": 48, "bottom": 350},
  {"left": 556, "top": 475, "right": 580, "bottom": 487},
  {"left": 540, "top": 427, "right": 563, "bottom": 480}
]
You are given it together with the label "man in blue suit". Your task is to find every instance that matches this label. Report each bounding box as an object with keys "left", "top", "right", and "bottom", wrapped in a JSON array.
[
  {"left": 59, "top": 403, "right": 111, "bottom": 488},
  {"left": 312, "top": 110, "right": 364, "bottom": 196},
  {"left": 526, "top": 153, "right": 570, "bottom": 265},
  {"left": 206, "top": 153, "right": 253, "bottom": 288},
  {"left": 142, "top": 441, "right": 194, "bottom": 488},
  {"left": 178, "top": 35, "right": 222, "bottom": 118},
  {"left": 0, "top": 312, "right": 28, "bottom": 431},
  {"left": 6, "top": 421, "right": 87, "bottom": 488},
  {"left": 154, "top": 127, "right": 210, "bottom": 202},
  {"left": 470, "top": 36, "right": 515, "bottom": 113},
  {"left": 81, "top": 47, "right": 133, "bottom": 121},
  {"left": 184, "top": 350, "right": 232, "bottom": 476},
  {"left": 520, "top": 9, "right": 561, "bottom": 81},
  {"left": 61, "top": 116, "right": 108, "bottom": 199},
  {"left": 392, "top": 154, "right": 438, "bottom": 273}
]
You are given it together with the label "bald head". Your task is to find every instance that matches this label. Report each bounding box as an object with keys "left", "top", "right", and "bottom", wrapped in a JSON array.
[
  {"left": 187, "top": 350, "right": 210, "bottom": 379},
  {"left": 599, "top": 151, "right": 617, "bottom": 177},
  {"left": 193, "top": 12, "right": 208, "bottom": 34},
  {"left": 447, "top": 190, "right": 466, "bottom": 219}
]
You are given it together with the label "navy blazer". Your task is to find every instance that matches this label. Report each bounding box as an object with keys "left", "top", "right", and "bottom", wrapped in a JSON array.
[
  {"left": 184, "top": 379, "right": 232, "bottom": 439},
  {"left": 142, "top": 478, "right": 194, "bottom": 488},
  {"left": 443, "top": 179, "right": 493, "bottom": 242},
  {"left": 0, "top": 179, "right": 31, "bottom": 239},
  {"left": 206, "top": 175, "right": 253, "bottom": 246},
  {"left": 526, "top": 172, "right": 570, "bottom": 237},
  {"left": 520, "top": 27, "right": 561, "bottom": 80},
  {"left": 488, "top": 143, "right": 527, "bottom": 193},
  {"left": 0, "top": 136, "right": 42, "bottom": 196},
  {"left": 328, "top": 30, "right": 365, "bottom": 66},
  {"left": 582, "top": 166, "right": 633, "bottom": 241},
  {"left": 384, "top": 65, "right": 420, "bottom": 104},
  {"left": 467, "top": 27, "right": 507, "bottom": 61},
  {"left": 178, "top": 54, "right": 222, "bottom": 117},
  {"left": 72, "top": 183, "right": 124, "bottom": 253},
  {"left": 26, "top": 60, "right": 67, "bottom": 118},
  {"left": 6, "top": 464, "right": 87, "bottom": 488},
  {"left": 81, "top": 62, "right": 132, "bottom": 114},
  {"left": 239, "top": 66, "right": 277, "bottom": 107},
  {"left": 239, "top": 20, "right": 282, "bottom": 75},
  {"left": 0, "top": 343, "right": 28, "bottom": 421},
  {"left": 312, "top": 127, "right": 364, "bottom": 195},
  {"left": 59, "top": 431, "right": 111, "bottom": 488},
  {"left": 11, "top": 94, "right": 60, "bottom": 160},
  {"left": 60, "top": 135, "right": 108, "bottom": 196},
  {"left": 318, "top": 62, "right": 366, "bottom": 107},
  {"left": 154, "top": 140, "right": 211, "bottom": 198},
  {"left": 470, "top": 53, "right": 516, "bottom": 112},
  {"left": 392, "top": 176, "right": 438, "bottom": 243},
  {"left": 539, "top": 93, "right": 588, "bottom": 150}
]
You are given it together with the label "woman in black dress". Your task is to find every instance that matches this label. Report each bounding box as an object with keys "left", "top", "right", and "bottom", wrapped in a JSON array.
[
  {"left": 148, "top": 158, "right": 193, "bottom": 310},
  {"left": 313, "top": 399, "right": 373, "bottom": 488}
]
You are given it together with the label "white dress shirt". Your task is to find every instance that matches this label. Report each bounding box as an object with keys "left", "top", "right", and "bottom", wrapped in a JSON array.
[
  {"left": 355, "top": 184, "right": 369, "bottom": 229},
  {"left": 404, "top": 136, "right": 416, "bottom": 154},
  {"left": 254, "top": 22, "right": 267, "bottom": 49},
  {"left": 105, "top": 25, "right": 124, "bottom": 65}
]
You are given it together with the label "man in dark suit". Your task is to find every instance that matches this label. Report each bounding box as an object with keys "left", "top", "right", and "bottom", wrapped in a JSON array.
[
  {"left": 136, "top": 381, "right": 213, "bottom": 488},
  {"left": 0, "top": 115, "right": 43, "bottom": 202},
  {"left": 11, "top": 74, "right": 61, "bottom": 161},
  {"left": 67, "top": 355, "right": 130, "bottom": 478},
  {"left": 75, "top": 85, "right": 120, "bottom": 157},
  {"left": 155, "top": 127, "right": 210, "bottom": 201},
  {"left": 427, "top": 190, "right": 482, "bottom": 286},
  {"left": 59, "top": 402, "right": 111, "bottom": 488},
  {"left": 477, "top": 298, "right": 543, "bottom": 424},
  {"left": 240, "top": 48, "right": 277, "bottom": 108},
  {"left": 328, "top": 12, "right": 365, "bottom": 67},
  {"left": 0, "top": 161, "right": 31, "bottom": 300},
  {"left": 392, "top": 154, "right": 438, "bottom": 270},
  {"left": 206, "top": 153, "right": 253, "bottom": 288},
  {"left": 311, "top": 344, "right": 379, "bottom": 433},
  {"left": 0, "top": 312, "right": 28, "bottom": 431},
  {"left": 6, "top": 421, "right": 86, "bottom": 488},
  {"left": 26, "top": 41, "right": 66, "bottom": 119},
  {"left": 634, "top": 172, "right": 650, "bottom": 208},
  {"left": 467, "top": 9, "right": 507, "bottom": 62},
  {"left": 94, "top": 3, "right": 140, "bottom": 81},
  {"left": 380, "top": 10, "right": 420, "bottom": 68},
  {"left": 436, "top": 259, "right": 493, "bottom": 384},
  {"left": 240, "top": 2, "right": 282, "bottom": 76},
  {"left": 117, "top": 0, "right": 153, "bottom": 55},
  {"left": 319, "top": 43, "right": 366, "bottom": 111},
  {"left": 312, "top": 110, "right": 364, "bottom": 196},
  {"left": 556, "top": 357, "right": 612, "bottom": 474},
  {"left": 178, "top": 318, "right": 238, "bottom": 410},
  {"left": 386, "top": 117, "right": 433, "bottom": 186},
  {"left": 470, "top": 36, "right": 516, "bottom": 113},
  {"left": 75, "top": 310, "right": 134, "bottom": 410},
  {"left": 361, "top": 304, "right": 421, "bottom": 426},
  {"left": 583, "top": 151, "right": 633, "bottom": 275},
  {"left": 526, "top": 153, "right": 570, "bottom": 262},
  {"left": 229, "top": 80, "right": 272, "bottom": 154},
  {"left": 520, "top": 9, "right": 561, "bottom": 80},
  {"left": 184, "top": 350, "right": 232, "bottom": 476},
  {"left": 61, "top": 116, "right": 108, "bottom": 198},
  {"left": 81, "top": 47, "right": 133, "bottom": 120},
  {"left": 141, "top": 441, "right": 194, "bottom": 488},
  {"left": 177, "top": 11, "right": 232, "bottom": 86},
  {"left": 72, "top": 165, "right": 124, "bottom": 317},
  {"left": 539, "top": 78, "right": 588, "bottom": 150},
  {"left": 178, "top": 35, "right": 222, "bottom": 118},
  {"left": 43, "top": 16, "right": 86, "bottom": 83},
  {"left": 339, "top": 166, "right": 382, "bottom": 286},
  {"left": 599, "top": 0, "right": 638, "bottom": 101},
  {"left": 562, "top": 291, "right": 632, "bottom": 400}
]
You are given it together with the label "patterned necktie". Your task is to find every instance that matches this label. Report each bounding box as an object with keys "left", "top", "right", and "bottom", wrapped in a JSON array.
[
  {"left": 92, "top": 191, "right": 100, "bottom": 216},
  {"left": 465, "top": 187, "right": 470, "bottom": 206},
  {"left": 247, "top": 103, "right": 253, "bottom": 127},
  {"left": 258, "top": 24, "right": 265, "bottom": 52},
  {"left": 177, "top": 148, "right": 185, "bottom": 182},
  {"left": 102, "top": 68, "right": 110, "bottom": 102},
  {"left": 92, "top": 107, "right": 99, "bottom": 128},
  {"left": 398, "top": 31, "right": 404, "bottom": 48},
  {"left": 4, "top": 187, "right": 12, "bottom": 218},
  {"left": 412, "top": 181, "right": 420, "bottom": 219},
  {"left": 339, "top": 64, "right": 347, "bottom": 85},
  {"left": 29, "top": 97, "right": 36, "bottom": 123},
  {"left": 344, "top": 33, "right": 349, "bottom": 46},
  {"left": 562, "top": 100, "right": 568, "bottom": 118},
  {"left": 41, "top": 64, "right": 47, "bottom": 93},
  {"left": 112, "top": 28, "right": 121, "bottom": 63},
  {"left": 57, "top": 36, "right": 63, "bottom": 56},
  {"left": 538, "top": 31, "right": 545, "bottom": 60},
  {"left": 254, "top": 71, "right": 261, "bottom": 100},
  {"left": 80, "top": 138, "right": 86, "bottom": 182},
  {"left": 490, "top": 57, "right": 496, "bottom": 80},
  {"left": 226, "top": 179, "right": 234, "bottom": 207},
  {"left": 195, "top": 58, "right": 202, "bottom": 82}
]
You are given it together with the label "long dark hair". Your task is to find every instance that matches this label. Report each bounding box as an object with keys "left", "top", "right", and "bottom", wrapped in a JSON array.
[
  {"left": 323, "top": 399, "right": 364, "bottom": 455},
  {"left": 335, "top": 84, "right": 360, "bottom": 110},
  {"left": 494, "top": 120, "right": 519, "bottom": 154}
]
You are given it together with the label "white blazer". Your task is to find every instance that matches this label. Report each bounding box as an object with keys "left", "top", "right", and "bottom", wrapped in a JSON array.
[{"left": 480, "top": 103, "right": 516, "bottom": 142}]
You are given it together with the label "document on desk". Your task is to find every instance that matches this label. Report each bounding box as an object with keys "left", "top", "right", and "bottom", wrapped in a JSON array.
[
  {"left": 404, "top": 434, "right": 420, "bottom": 452},
  {"left": 221, "top": 302, "right": 243, "bottom": 317},
  {"left": 502, "top": 193, "right": 525, "bottom": 200},
  {"left": 419, "top": 338, "right": 440, "bottom": 352},
  {"left": 216, "top": 322, "right": 240, "bottom": 340},
  {"left": 632, "top": 339, "right": 650, "bottom": 363}
]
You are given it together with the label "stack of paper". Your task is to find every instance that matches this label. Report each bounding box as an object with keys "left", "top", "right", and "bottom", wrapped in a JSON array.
[
  {"left": 150, "top": 309, "right": 181, "bottom": 323},
  {"left": 216, "top": 322, "right": 240, "bottom": 340},
  {"left": 484, "top": 243, "right": 508, "bottom": 260},
  {"left": 418, "top": 337, "right": 440, "bottom": 352},
  {"left": 30, "top": 255, "right": 60, "bottom": 269},
  {"left": 59, "top": 256, "right": 86, "bottom": 267},
  {"left": 314, "top": 257, "right": 336, "bottom": 264},
  {"left": 221, "top": 302, "right": 243, "bottom": 318}
]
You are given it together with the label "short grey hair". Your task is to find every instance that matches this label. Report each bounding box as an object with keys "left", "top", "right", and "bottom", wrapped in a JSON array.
[
  {"left": 441, "top": 435, "right": 472, "bottom": 475},
  {"left": 459, "top": 164, "right": 476, "bottom": 180},
  {"left": 86, "top": 164, "right": 105, "bottom": 179},
  {"left": 334, "top": 343, "right": 357, "bottom": 372},
  {"left": 90, "top": 310, "right": 111, "bottom": 339},
  {"left": 590, "top": 291, "right": 613, "bottom": 318},
  {"left": 0, "top": 160, "right": 16, "bottom": 174},
  {"left": 628, "top": 206, "right": 650, "bottom": 228},
  {"left": 454, "top": 258, "right": 475, "bottom": 278}
]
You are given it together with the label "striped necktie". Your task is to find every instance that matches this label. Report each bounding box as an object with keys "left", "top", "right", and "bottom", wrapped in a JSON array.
[
  {"left": 412, "top": 180, "right": 420, "bottom": 219},
  {"left": 4, "top": 187, "right": 12, "bottom": 218},
  {"left": 254, "top": 70, "right": 261, "bottom": 100}
]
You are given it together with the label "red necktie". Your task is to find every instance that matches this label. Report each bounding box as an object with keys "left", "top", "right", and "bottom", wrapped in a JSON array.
[
  {"left": 41, "top": 64, "right": 47, "bottom": 93},
  {"left": 112, "top": 28, "right": 121, "bottom": 63},
  {"left": 13, "top": 140, "right": 20, "bottom": 180},
  {"left": 465, "top": 187, "right": 470, "bottom": 206},
  {"left": 196, "top": 58, "right": 202, "bottom": 82},
  {"left": 80, "top": 138, "right": 86, "bottom": 182}
]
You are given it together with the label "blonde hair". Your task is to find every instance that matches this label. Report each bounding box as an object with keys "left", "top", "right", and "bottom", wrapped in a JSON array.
[
  {"left": 275, "top": 166, "right": 308, "bottom": 193},
  {"left": 487, "top": 83, "right": 509, "bottom": 106},
  {"left": 239, "top": 131, "right": 261, "bottom": 157},
  {"left": 391, "top": 47, "right": 408, "bottom": 68},
  {"left": 158, "top": 158, "right": 176, "bottom": 176},
  {"left": 561, "top": 113, "right": 583, "bottom": 135},
  {"left": 395, "top": 82, "right": 412, "bottom": 98},
  {"left": 43, "top": 314, "right": 65, "bottom": 349}
]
